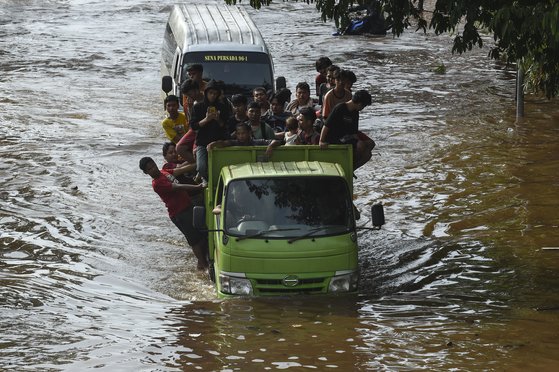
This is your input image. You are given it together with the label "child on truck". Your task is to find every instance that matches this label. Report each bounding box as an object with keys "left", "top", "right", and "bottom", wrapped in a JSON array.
[{"left": 283, "top": 117, "right": 299, "bottom": 145}]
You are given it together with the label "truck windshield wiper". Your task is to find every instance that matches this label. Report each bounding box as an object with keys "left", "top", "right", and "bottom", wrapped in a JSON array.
[
  {"left": 287, "top": 226, "right": 339, "bottom": 244},
  {"left": 236, "top": 228, "right": 300, "bottom": 241}
]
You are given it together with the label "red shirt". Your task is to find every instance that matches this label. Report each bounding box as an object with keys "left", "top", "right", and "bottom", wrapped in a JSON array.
[{"left": 152, "top": 169, "right": 191, "bottom": 217}]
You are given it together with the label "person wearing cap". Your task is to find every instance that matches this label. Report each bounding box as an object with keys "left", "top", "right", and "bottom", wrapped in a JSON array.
[{"left": 190, "top": 80, "right": 231, "bottom": 180}]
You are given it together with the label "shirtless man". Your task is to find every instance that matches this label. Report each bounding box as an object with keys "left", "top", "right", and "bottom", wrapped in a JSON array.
[
  {"left": 321, "top": 69, "right": 353, "bottom": 119},
  {"left": 319, "top": 90, "right": 375, "bottom": 170}
]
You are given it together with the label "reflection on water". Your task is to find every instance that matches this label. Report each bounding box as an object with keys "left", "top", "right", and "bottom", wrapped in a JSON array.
[{"left": 1, "top": 0, "right": 559, "bottom": 370}]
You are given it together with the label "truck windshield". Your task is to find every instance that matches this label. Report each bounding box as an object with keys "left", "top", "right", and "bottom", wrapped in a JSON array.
[
  {"left": 182, "top": 52, "right": 273, "bottom": 97},
  {"left": 224, "top": 177, "right": 354, "bottom": 238}
]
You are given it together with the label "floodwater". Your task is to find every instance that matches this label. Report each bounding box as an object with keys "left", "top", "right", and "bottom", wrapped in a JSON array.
[{"left": 1, "top": 0, "right": 559, "bottom": 370}]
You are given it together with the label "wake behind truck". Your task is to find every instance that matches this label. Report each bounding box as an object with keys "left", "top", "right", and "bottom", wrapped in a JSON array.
[{"left": 193, "top": 145, "right": 384, "bottom": 297}]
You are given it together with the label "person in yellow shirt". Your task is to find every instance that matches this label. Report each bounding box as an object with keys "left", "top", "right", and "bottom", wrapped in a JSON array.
[{"left": 161, "top": 95, "right": 188, "bottom": 144}]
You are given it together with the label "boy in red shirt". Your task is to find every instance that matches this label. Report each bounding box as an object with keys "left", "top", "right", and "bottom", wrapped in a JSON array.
[{"left": 139, "top": 157, "right": 208, "bottom": 270}]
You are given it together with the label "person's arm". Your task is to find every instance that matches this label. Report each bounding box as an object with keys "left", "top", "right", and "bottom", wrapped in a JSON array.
[
  {"left": 190, "top": 103, "right": 217, "bottom": 130},
  {"left": 265, "top": 139, "right": 283, "bottom": 157},
  {"left": 172, "top": 162, "right": 196, "bottom": 176},
  {"left": 198, "top": 107, "right": 219, "bottom": 128},
  {"left": 212, "top": 204, "right": 222, "bottom": 215},
  {"left": 321, "top": 92, "right": 332, "bottom": 119},
  {"left": 319, "top": 125, "right": 329, "bottom": 149},
  {"left": 207, "top": 140, "right": 231, "bottom": 151},
  {"left": 171, "top": 183, "right": 205, "bottom": 192}
]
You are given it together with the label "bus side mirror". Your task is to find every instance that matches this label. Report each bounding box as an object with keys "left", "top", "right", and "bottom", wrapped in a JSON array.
[
  {"left": 162, "top": 76, "right": 173, "bottom": 95},
  {"left": 371, "top": 203, "right": 385, "bottom": 228},
  {"left": 193, "top": 206, "right": 207, "bottom": 229}
]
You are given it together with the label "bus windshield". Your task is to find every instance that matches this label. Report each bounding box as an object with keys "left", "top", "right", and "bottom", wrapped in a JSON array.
[
  {"left": 182, "top": 52, "right": 273, "bottom": 97},
  {"left": 224, "top": 177, "right": 354, "bottom": 238}
]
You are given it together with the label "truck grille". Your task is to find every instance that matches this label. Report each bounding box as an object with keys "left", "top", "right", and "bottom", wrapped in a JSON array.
[{"left": 253, "top": 277, "right": 327, "bottom": 295}]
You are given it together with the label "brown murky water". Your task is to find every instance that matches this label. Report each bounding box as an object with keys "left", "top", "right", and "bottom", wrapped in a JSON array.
[{"left": 1, "top": 0, "right": 559, "bottom": 370}]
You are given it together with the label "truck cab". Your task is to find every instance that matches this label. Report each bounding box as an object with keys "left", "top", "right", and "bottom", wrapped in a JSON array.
[{"left": 194, "top": 145, "right": 366, "bottom": 297}]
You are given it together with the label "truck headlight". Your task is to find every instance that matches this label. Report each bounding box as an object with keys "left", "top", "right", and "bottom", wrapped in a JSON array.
[
  {"left": 219, "top": 272, "right": 253, "bottom": 295},
  {"left": 328, "top": 270, "right": 359, "bottom": 293}
]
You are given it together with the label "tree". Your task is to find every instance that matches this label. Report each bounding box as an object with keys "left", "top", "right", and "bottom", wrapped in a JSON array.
[{"left": 225, "top": 0, "right": 559, "bottom": 98}]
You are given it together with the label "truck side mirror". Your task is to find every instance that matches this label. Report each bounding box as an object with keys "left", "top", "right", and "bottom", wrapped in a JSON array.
[
  {"left": 371, "top": 203, "right": 385, "bottom": 228},
  {"left": 193, "top": 206, "right": 207, "bottom": 229},
  {"left": 162, "top": 76, "right": 173, "bottom": 95}
]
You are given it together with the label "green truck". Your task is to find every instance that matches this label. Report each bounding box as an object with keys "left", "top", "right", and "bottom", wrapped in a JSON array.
[{"left": 193, "top": 145, "right": 384, "bottom": 297}]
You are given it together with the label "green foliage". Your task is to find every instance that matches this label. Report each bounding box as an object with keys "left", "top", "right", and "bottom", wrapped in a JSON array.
[{"left": 226, "top": 0, "right": 559, "bottom": 97}]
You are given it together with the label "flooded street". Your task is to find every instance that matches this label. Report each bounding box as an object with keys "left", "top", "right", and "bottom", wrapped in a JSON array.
[{"left": 2, "top": 0, "right": 559, "bottom": 370}]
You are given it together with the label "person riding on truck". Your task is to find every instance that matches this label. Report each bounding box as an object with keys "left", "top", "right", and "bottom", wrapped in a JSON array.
[
  {"left": 319, "top": 89, "right": 375, "bottom": 170},
  {"left": 189, "top": 80, "right": 231, "bottom": 181}
]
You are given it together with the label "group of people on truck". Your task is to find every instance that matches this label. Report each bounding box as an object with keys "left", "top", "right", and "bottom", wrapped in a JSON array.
[{"left": 140, "top": 57, "right": 376, "bottom": 272}]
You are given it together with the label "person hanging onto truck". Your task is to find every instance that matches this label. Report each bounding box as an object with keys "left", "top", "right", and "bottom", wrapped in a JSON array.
[
  {"left": 319, "top": 90, "right": 375, "bottom": 170},
  {"left": 190, "top": 80, "right": 231, "bottom": 181},
  {"left": 162, "top": 142, "right": 204, "bottom": 206},
  {"left": 139, "top": 156, "right": 209, "bottom": 270},
  {"left": 161, "top": 95, "right": 188, "bottom": 144}
]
